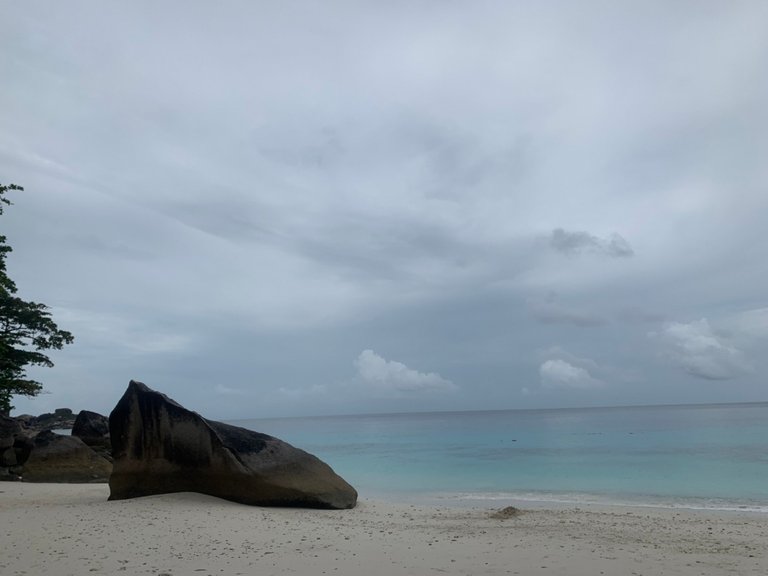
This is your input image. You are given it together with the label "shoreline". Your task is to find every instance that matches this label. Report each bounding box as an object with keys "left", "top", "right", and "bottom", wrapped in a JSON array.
[
  {"left": 2, "top": 483, "right": 767, "bottom": 575},
  {"left": 355, "top": 487, "right": 768, "bottom": 515}
]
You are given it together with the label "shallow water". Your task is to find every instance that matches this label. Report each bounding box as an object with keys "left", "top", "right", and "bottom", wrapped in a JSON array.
[{"left": 231, "top": 402, "right": 768, "bottom": 511}]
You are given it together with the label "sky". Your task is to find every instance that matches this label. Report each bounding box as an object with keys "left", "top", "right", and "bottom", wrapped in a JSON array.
[{"left": 1, "top": 1, "right": 767, "bottom": 420}]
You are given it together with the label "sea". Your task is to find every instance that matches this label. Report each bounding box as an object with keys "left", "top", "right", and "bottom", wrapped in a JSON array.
[{"left": 231, "top": 402, "right": 768, "bottom": 512}]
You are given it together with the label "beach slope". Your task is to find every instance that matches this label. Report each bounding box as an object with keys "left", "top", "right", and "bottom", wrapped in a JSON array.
[{"left": 1, "top": 483, "right": 765, "bottom": 575}]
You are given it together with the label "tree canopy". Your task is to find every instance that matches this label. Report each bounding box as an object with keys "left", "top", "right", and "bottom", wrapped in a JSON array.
[{"left": 1, "top": 182, "right": 73, "bottom": 414}]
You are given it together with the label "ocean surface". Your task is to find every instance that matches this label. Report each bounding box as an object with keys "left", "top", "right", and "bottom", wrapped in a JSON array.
[{"left": 231, "top": 402, "right": 768, "bottom": 512}]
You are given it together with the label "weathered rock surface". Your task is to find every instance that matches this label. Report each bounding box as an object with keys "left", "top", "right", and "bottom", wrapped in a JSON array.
[
  {"left": 22, "top": 430, "right": 112, "bottom": 483},
  {"left": 108, "top": 381, "right": 358, "bottom": 509},
  {"left": 72, "top": 410, "right": 110, "bottom": 447},
  {"left": 31, "top": 408, "right": 77, "bottom": 432},
  {"left": 0, "top": 414, "right": 19, "bottom": 451},
  {"left": 72, "top": 409, "right": 113, "bottom": 462},
  {"left": 1, "top": 414, "right": 23, "bottom": 479},
  {"left": 10, "top": 436, "right": 32, "bottom": 468}
]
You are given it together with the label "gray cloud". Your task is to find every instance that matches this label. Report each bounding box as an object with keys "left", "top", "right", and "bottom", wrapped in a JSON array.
[
  {"left": 719, "top": 308, "right": 768, "bottom": 343},
  {"left": 617, "top": 308, "right": 668, "bottom": 325},
  {"left": 528, "top": 294, "right": 607, "bottom": 327},
  {"left": 549, "top": 228, "right": 634, "bottom": 258}
]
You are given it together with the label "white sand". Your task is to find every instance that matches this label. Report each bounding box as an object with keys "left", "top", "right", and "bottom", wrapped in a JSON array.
[{"left": 1, "top": 483, "right": 766, "bottom": 576}]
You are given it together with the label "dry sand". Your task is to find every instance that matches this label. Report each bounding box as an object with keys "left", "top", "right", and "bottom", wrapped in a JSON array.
[{"left": 1, "top": 483, "right": 766, "bottom": 575}]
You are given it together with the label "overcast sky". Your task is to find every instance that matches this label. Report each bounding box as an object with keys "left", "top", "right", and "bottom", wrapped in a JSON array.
[{"left": 2, "top": 1, "right": 767, "bottom": 419}]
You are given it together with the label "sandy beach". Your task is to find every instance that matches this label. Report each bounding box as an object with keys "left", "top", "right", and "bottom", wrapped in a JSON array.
[{"left": 1, "top": 483, "right": 765, "bottom": 576}]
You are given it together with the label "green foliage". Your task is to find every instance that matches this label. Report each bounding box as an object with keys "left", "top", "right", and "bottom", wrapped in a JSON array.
[{"left": 0, "top": 183, "right": 73, "bottom": 414}]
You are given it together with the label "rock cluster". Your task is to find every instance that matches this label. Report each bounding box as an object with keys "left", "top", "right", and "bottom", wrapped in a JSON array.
[
  {"left": 2, "top": 381, "right": 358, "bottom": 510},
  {"left": 15, "top": 408, "right": 77, "bottom": 433},
  {"left": 109, "top": 380, "right": 358, "bottom": 509},
  {"left": 1, "top": 411, "right": 111, "bottom": 482}
]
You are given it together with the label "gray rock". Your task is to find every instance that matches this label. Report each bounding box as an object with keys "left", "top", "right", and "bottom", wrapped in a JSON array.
[
  {"left": 12, "top": 436, "right": 33, "bottom": 467},
  {"left": 22, "top": 431, "right": 112, "bottom": 483},
  {"left": 72, "top": 410, "right": 110, "bottom": 447},
  {"left": 490, "top": 506, "right": 524, "bottom": 519},
  {"left": 108, "top": 380, "right": 357, "bottom": 509},
  {"left": 1, "top": 414, "right": 20, "bottom": 449},
  {"left": 1, "top": 447, "right": 18, "bottom": 467},
  {"left": 33, "top": 408, "right": 76, "bottom": 432},
  {"left": 0, "top": 467, "right": 21, "bottom": 481},
  {"left": 1, "top": 415, "right": 23, "bottom": 480}
]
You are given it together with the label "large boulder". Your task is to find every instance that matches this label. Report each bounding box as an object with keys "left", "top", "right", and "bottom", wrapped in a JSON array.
[
  {"left": 108, "top": 381, "right": 358, "bottom": 509},
  {"left": 22, "top": 430, "right": 112, "bottom": 482}
]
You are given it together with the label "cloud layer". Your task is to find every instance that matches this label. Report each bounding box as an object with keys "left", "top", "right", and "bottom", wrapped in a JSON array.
[{"left": 1, "top": 1, "right": 767, "bottom": 417}]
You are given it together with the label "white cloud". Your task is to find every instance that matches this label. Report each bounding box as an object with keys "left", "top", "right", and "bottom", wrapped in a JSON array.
[
  {"left": 539, "top": 359, "right": 604, "bottom": 390},
  {"left": 652, "top": 319, "right": 751, "bottom": 380},
  {"left": 355, "top": 349, "right": 456, "bottom": 396}
]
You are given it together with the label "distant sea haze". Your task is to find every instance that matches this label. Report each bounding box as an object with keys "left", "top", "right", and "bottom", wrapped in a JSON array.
[{"left": 232, "top": 402, "right": 768, "bottom": 512}]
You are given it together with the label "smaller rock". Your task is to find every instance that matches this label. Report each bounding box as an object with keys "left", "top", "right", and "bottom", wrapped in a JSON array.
[
  {"left": 22, "top": 431, "right": 112, "bottom": 483},
  {"left": 13, "top": 415, "right": 36, "bottom": 431},
  {"left": 72, "top": 410, "right": 110, "bottom": 447},
  {"left": 0, "top": 414, "right": 20, "bottom": 451},
  {"left": 1, "top": 415, "right": 24, "bottom": 480},
  {"left": 12, "top": 436, "right": 33, "bottom": 467},
  {"left": 0, "top": 414, "right": 21, "bottom": 451},
  {"left": 72, "top": 410, "right": 113, "bottom": 462},
  {"left": 0, "top": 467, "right": 21, "bottom": 481},
  {"left": 490, "top": 506, "right": 524, "bottom": 519},
  {"left": 29, "top": 408, "right": 77, "bottom": 432},
  {"left": 1, "top": 447, "right": 18, "bottom": 467}
]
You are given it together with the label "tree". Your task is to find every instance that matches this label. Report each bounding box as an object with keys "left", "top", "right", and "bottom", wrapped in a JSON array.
[{"left": 1, "top": 182, "right": 73, "bottom": 414}]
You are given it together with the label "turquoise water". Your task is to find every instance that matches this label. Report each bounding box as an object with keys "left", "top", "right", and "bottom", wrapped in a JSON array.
[{"left": 231, "top": 402, "right": 768, "bottom": 511}]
